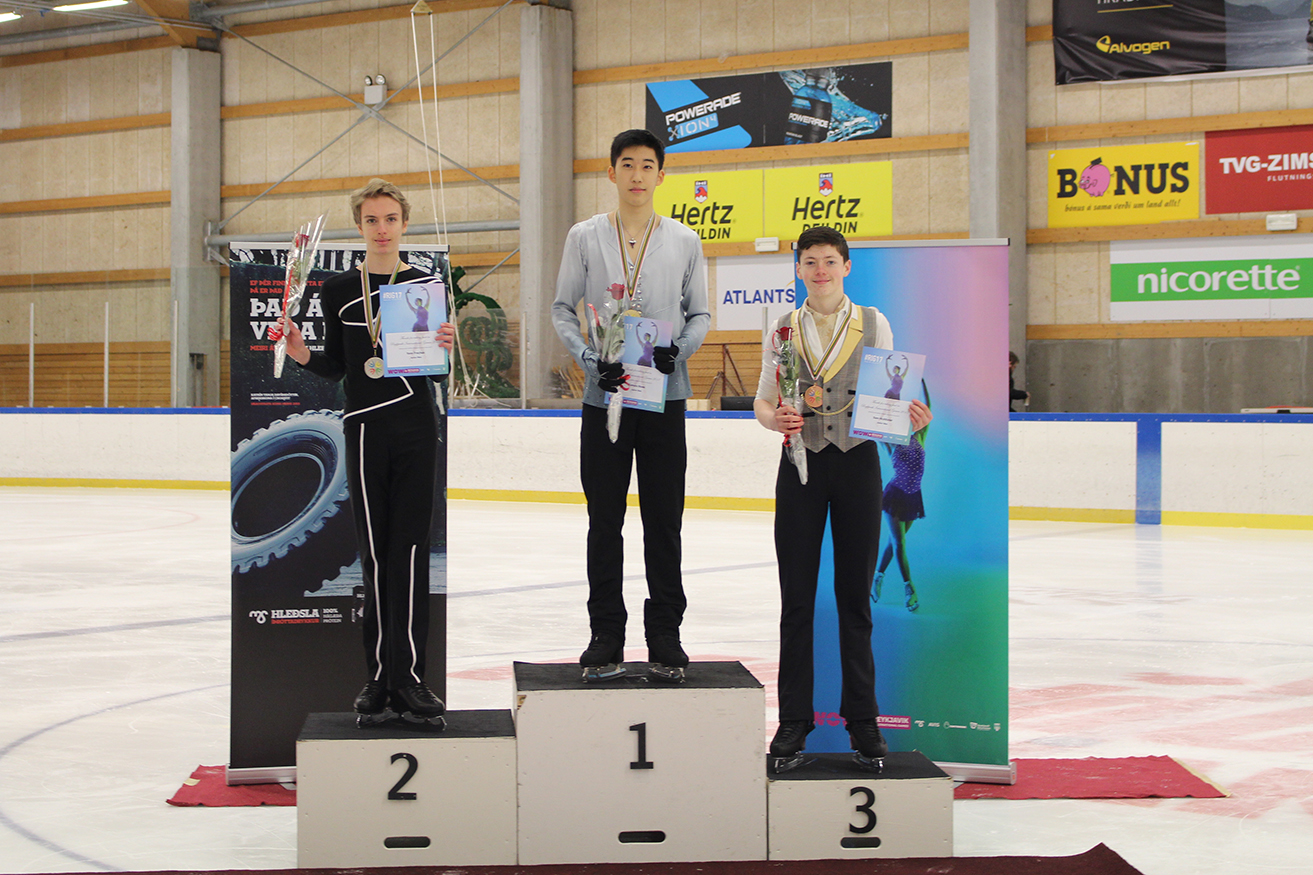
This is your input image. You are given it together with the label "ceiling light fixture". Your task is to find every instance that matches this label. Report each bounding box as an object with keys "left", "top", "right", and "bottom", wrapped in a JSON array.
[
  {"left": 0, "top": 11, "right": 22, "bottom": 21},
  {"left": 52, "top": 0, "right": 130, "bottom": 11}
]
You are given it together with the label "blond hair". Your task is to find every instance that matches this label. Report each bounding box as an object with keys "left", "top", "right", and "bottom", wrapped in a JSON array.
[{"left": 350, "top": 178, "right": 411, "bottom": 225}]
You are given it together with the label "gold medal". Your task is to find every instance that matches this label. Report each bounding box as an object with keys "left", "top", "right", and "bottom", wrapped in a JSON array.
[
  {"left": 364, "top": 356, "right": 385, "bottom": 379},
  {"left": 804, "top": 384, "right": 824, "bottom": 409}
]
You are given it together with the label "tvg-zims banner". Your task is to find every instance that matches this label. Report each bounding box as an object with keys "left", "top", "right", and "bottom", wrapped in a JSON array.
[{"left": 1048, "top": 143, "right": 1199, "bottom": 227}]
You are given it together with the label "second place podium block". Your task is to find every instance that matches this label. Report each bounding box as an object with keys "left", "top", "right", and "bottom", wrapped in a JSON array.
[{"left": 513, "top": 661, "right": 767, "bottom": 865}]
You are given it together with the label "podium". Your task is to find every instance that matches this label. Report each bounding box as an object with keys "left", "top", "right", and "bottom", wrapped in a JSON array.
[
  {"left": 767, "top": 751, "right": 953, "bottom": 859},
  {"left": 296, "top": 710, "right": 517, "bottom": 867},
  {"left": 513, "top": 661, "right": 766, "bottom": 864}
]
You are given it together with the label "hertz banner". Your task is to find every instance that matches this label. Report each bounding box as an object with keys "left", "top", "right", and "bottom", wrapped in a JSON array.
[
  {"left": 1048, "top": 143, "right": 1199, "bottom": 227},
  {"left": 655, "top": 162, "right": 893, "bottom": 243},
  {"left": 1054, "top": 0, "right": 1313, "bottom": 84}
]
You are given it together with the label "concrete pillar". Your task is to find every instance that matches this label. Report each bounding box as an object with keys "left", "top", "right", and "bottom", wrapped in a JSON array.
[
  {"left": 170, "top": 46, "right": 222, "bottom": 407},
  {"left": 969, "top": 0, "right": 1028, "bottom": 376},
  {"left": 519, "top": 1, "right": 575, "bottom": 403}
]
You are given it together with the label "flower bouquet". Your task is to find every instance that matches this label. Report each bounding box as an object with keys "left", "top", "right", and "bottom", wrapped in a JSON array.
[
  {"left": 774, "top": 324, "right": 808, "bottom": 484},
  {"left": 270, "top": 214, "right": 326, "bottom": 377},
  {"left": 588, "top": 281, "right": 630, "bottom": 443}
]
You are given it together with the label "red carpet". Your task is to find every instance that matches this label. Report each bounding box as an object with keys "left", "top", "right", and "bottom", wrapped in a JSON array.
[
  {"left": 954, "top": 756, "right": 1228, "bottom": 800},
  {"left": 166, "top": 765, "right": 296, "bottom": 807},
  {"left": 118, "top": 844, "right": 1144, "bottom": 874}
]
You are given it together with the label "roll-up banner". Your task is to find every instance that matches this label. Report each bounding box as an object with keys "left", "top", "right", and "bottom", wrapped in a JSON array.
[
  {"left": 806, "top": 241, "right": 1011, "bottom": 775},
  {"left": 645, "top": 62, "right": 891, "bottom": 154},
  {"left": 1054, "top": 0, "right": 1313, "bottom": 84},
  {"left": 228, "top": 242, "right": 449, "bottom": 780}
]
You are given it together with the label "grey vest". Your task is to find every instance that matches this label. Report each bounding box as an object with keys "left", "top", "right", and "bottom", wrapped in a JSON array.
[{"left": 795, "top": 306, "right": 886, "bottom": 454}]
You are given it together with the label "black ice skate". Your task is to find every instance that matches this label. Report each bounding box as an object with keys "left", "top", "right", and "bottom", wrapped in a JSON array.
[
  {"left": 353, "top": 679, "right": 395, "bottom": 728},
  {"left": 769, "top": 720, "right": 814, "bottom": 773},
  {"left": 391, "top": 681, "right": 446, "bottom": 729},
  {"left": 580, "top": 632, "right": 626, "bottom": 682},
  {"left": 846, "top": 719, "right": 888, "bottom": 771},
  {"left": 646, "top": 634, "right": 689, "bottom": 683}
]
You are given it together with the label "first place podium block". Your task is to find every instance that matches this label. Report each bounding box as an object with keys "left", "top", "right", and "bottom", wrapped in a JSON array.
[
  {"left": 297, "top": 710, "right": 517, "bottom": 868},
  {"left": 767, "top": 751, "right": 953, "bottom": 860},
  {"left": 513, "top": 661, "right": 766, "bottom": 865}
]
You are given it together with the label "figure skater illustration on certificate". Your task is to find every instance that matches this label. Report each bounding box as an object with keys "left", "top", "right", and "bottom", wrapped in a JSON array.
[
  {"left": 406, "top": 288, "right": 431, "bottom": 332},
  {"left": 635, "top": 319, "right": 659, "bottom": 368},
  {"left": 874, "top": 378, "right": 930, "bottom": 613},
  {"left": 884, "top": 353, "right": 908, "bottom": 400}
]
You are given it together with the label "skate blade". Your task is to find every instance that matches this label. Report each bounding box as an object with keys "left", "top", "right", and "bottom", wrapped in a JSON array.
[
  {"left": 581, "top": 663, "right": 626, "bottom": 682},
  {"left": 399, "top": 712, "right": 447, "bottom": 730},
  {"left": 852, "top": 752, "right": 886, "bottom": 772},
  {"left": 646, "top": 664, "right": 686, "bottom": 683},
  {"left": 356, "top": 708, "right": 396, "bottom": 728},
  {"left": 771, "top": 753, "right": 805, "bottom": 773}
]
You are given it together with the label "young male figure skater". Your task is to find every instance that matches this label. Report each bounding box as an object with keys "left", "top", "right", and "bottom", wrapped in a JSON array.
[
  {"left": 551, "top": 129, "right": 711, "bottom": 682},
  {"left": 754, "top": 226, "right": 932, "bottom": 771},
  {"left": 280, "top": 178, "right": 456, "bottom": 727}
]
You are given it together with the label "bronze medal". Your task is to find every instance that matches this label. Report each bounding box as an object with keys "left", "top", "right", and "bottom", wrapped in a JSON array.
[{"left": 804, "top": 384, "right": 824, "bottom": 409}]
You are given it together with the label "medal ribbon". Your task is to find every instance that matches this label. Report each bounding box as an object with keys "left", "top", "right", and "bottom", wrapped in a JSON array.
[
  {"left": 359, "top": 258, "right": 402, "bottom": 350},
  {"left": 615, "top": 212, "right": 657, "bottom": 308},
  {"left": 792, "top": 296, "right": 852, "bottom": 381}
]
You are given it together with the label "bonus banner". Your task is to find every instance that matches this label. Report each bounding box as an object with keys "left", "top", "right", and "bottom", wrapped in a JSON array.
[
  {"left": 1206, "top": 125, "right": 1313, "bottom": 214},
  {"left": 1048, "top": 142, "right": 1199, "bottom": 228},
  {"left": 1110, "top": 235, "right": 1313, "bottom": 321},
  {"left": 228, "top": 242, "right": 449, "bottom": 776},
  {"left": 645, "top": 62, "right": 891, "bottom": 154}
]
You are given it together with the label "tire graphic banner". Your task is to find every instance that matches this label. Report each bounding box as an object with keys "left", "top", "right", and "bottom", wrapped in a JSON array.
[
  {"left": 228, "top": 242, "right": 449, "bottom": 775},
  {"left": 1054, "top": 0, "right": 1313, "bottom": 84}
]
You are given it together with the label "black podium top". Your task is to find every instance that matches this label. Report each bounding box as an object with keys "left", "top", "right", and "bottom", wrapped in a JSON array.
[
  {"left": 512, "top": 661, "right": 764, "bottom": 691},
  {"left": 299, "top": 710, "right": 515, "bottom": 741},
  {"left": 767, "top": 750, "right": 950, "bottom": 781}
]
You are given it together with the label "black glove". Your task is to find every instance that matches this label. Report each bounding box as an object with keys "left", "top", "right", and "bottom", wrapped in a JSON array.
[
  {"left": 598, "top": 360, "right": 626, "bottom": 393},
  {"left": 652, "top": 343, "right": 679, "bottom": 375}
]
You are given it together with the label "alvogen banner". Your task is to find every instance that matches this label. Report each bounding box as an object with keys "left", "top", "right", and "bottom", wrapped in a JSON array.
[
  {"left": 1054, "top": 0, "right": 1313, "bottom": 84},
  {"left": 807, "top": 241, "right": 1011, "bottom": 773},
  {"left": 228, "top": 242, "right": 448, "bottom": 776},
  {"left": 1110, "top": 235, "right": 1313, "bottom": 321}
]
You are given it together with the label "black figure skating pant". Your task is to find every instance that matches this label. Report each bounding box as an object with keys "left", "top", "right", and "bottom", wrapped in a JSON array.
[
  {"left": 775, "top": 440, "right": 882, "bottom": 724},
  {"left": 579, "top": 400, "right": 687, "bottom": 645},
  {"left": 344, "top": 403, "right": 437, "bottom": 690}
]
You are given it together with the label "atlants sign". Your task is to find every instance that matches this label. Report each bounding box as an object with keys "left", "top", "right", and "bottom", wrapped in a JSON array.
[
  {"left": 1048, "top": 143, "right": 1199, "bottom": 227},
  {"left": 1206, "top": 125, "right": 1313, "bottom": 214}
]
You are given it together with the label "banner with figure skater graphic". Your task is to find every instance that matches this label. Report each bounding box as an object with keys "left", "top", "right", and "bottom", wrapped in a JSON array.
[{"left": 806, "top": 240, "right": 1010, "bottom": 775}]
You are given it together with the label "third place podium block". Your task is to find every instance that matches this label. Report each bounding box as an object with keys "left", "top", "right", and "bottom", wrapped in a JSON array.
[
  {"left": 767, "top": 751, "right": 953, "bottom": 860},
  {"left": 513, "top": 661, "right": 766, "bottom": 865}
]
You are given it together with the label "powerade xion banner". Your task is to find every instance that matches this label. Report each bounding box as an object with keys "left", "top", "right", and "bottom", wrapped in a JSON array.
[
  {"left": 645, "top": 62, "right": 891, "bottom": 153},
  {"left": 229, "top": 242, "right": 449, "bottom": 775},
  {"left": 1054, "top": 0, "right": 1313, "bottom": 84}
]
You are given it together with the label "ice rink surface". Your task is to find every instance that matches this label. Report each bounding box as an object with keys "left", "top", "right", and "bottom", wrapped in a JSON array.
[{"left": 1, "top": 487, "right": 1311, "bottom": 874}]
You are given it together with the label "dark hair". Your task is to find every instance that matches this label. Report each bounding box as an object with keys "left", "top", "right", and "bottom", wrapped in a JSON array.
[
  {"left": 796, "top": 225, "right": 849, "bottom": 261},
  {"left": 610, "top": 129, "right": 665, "bottom": 170},
  {"left": 1009, "top": 351, "right": 1020, "bottom": 365}
]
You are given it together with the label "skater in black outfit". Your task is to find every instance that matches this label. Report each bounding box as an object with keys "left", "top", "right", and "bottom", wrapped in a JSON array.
[
  {"left": 754, "top": 227, "right": 932, "bottom": 772},
  {"left": 280, "top": 178, "right": 455, "bottom": 727}
]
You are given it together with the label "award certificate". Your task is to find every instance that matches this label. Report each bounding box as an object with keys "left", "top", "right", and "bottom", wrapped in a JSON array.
[
  {"left": 607, "top": 315, "right": 673, "bottom": 413},
  {"left": 379, "top": 281, "right": 449, "bottom": 377},
  {"left": 849, "top": 346, "right": 926, "bottom": 445}
]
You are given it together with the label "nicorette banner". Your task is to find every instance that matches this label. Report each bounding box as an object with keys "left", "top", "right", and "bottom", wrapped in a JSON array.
[
  {"left": 807, "top": 241, "right": 1010, "bottom": 773},
  {"left": 1054, "top": 0, "right": 1313, "bottom": 84},
  {"left": 654, "top": 168, "right": 765, "bottom": 243},
  {"left": 1206, "top": 125, "right": 1313, "bottom": 214},
  {"left": 645, "top": 62, "right": 891, "bottom": 153},
  {"left": 1048, "top": 142, "right": 1199, "bottom": 227},
  {"left": 1110, "top": 235, "right": 1313, "bottom": 321},
  {"left": 228, "top": 242, "right": 448, "bottom": 776}
]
